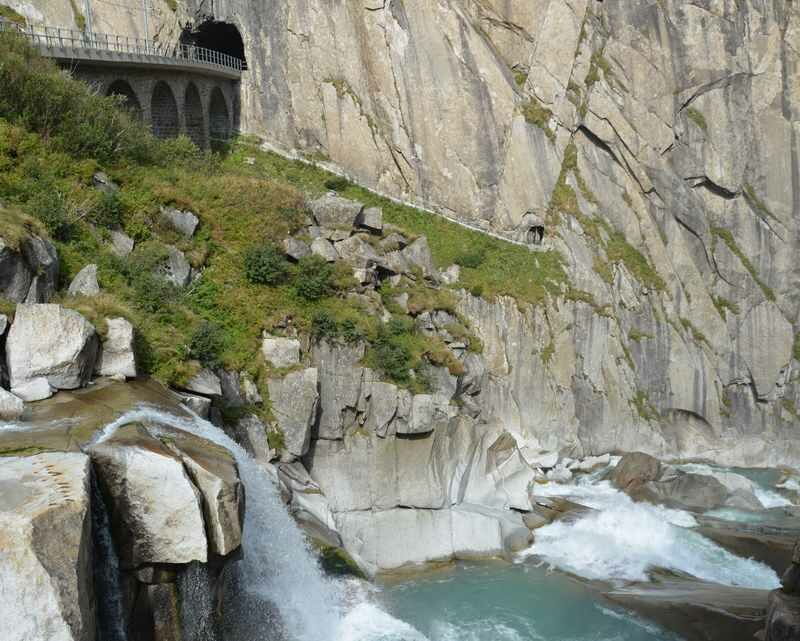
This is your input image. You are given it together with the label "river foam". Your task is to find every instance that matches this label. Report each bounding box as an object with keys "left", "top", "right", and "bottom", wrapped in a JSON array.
[{"left": 524, "top": 478, "right": 780, "bottom": 588}]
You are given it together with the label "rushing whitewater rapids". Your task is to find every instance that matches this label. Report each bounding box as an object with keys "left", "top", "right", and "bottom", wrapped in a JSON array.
[
  {"left": 90, "top": 408, "right": 789, "bottom": 641},
  {"left": 522, "top": 475, "right": 781, "bottom": 588}
]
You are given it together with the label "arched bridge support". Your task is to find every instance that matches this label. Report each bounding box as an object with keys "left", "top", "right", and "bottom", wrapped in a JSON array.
[{"left": 72, "top": 66, "right": 240, "bottom": 149}]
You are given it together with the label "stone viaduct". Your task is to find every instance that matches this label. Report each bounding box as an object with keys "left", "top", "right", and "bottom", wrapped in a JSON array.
[{"left": 3, "top": 21, "right": 243, "bottom": 150}]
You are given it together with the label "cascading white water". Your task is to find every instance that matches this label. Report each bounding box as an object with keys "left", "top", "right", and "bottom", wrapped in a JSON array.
[
  {"left": 95, "top": 408, "right": 347, "bottom": 641},
  {"left": 522, "top": 477, "right": 781, "bottom": 588},
  {"left": 90, "top": 476, "right": 128, "bottom": 641}
]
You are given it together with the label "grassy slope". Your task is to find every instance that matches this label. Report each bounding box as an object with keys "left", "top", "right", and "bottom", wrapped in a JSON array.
[{"left": 0, "top": 32, "right": 565, "bottom": 400}]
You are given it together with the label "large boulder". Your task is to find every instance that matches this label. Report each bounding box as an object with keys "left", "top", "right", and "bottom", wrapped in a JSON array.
[
  {"left": 643, "top": 472, "right": 730, "bottom": 511},
  {"left": 356, "top": 207, "right": 383, "bottom": 233},
  {"left": 95, "top": 317, "right": 136, "bottom": 379},
  {"left": 0, "top": 452, "right": 95, "bottom": 641},
  {"left": 6, "top": 304, "right": 99, "bottom": 399},
  {"left": 163, "top": 430, "right": 245, "bottom": 557},
  {"left": 0, "top": 387, "right": 24, "bottom": 420},
  {"left": 283, "top": 237, "right": 311, "bottom": 261},
  {"left": 156, "top": 246, "right": 192, "bottom": 288},
  {"left": 334, "top": 235, "right": 385, "bottom": 270},
  {"left": 90, "top": 423, "right": 209, "bottom": 567},
  {"left": 109, "top": 229, "right": 134, "bottom": 258},
  {"left": 610, "top": 452, "right": 662, "bottom": 492},
  {"left": 764, "top": 590, "right": 800, "bottom": 641},
  {"left": 183, "top": 368, "right": 222, "bottom": 397},
  {"left": 267, "top": 368, "right": 319, "bottom": 457},
  {"left": 309, "top": 193, "right": 363, "bottom": 229},
  {"left": 0, "top": 234, "right": 59, "bottom": 303},
  {"left": 67, "top": 264, "right": 100, "bottom": 297},
  {"left": 401, "top": 237, "right": 438, "bottom": 280},
  {"left": 310, "top": 237, "right": 339, "bottom": 262},
  {"left": 262, "top": 336, "right": 301, "bottom": 369},
  {"left": 159, "top": 206, "right": 199, "bottom": 238}
]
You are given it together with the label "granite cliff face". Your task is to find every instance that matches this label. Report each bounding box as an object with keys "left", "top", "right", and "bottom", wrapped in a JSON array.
[
  {"left": 187, "top": 0, "right": 799, "bottom": 463},
  {"left": 18, "top": 0, "right": 800, "bottom": 464}
]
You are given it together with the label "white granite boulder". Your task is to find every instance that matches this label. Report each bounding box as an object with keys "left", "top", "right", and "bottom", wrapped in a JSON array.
[{"left": 6, "top": 304, "right": 99, "bottom": 399}]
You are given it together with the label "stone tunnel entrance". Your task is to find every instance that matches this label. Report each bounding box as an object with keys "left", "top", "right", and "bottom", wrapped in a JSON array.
[{"left": 181, "top": 19, "right": 247, "bottom": 70}]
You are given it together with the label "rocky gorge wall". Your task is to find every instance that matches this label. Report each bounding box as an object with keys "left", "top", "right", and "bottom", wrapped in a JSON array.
[
  {"left": 13, "top": 0, "right": 800, "bottom": 462},
  {"left": 183, "top": 0, "right": 800, "bottom": 462}
]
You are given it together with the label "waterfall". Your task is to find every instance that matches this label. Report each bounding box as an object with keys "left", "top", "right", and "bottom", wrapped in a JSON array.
[
  {"left": 90, "top": 475, "right": 128, "bottom": 641},
  {"left": 94, "top": 408, "right": 346, "bottom": 641}
]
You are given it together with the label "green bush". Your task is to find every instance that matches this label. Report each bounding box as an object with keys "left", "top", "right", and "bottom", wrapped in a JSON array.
[
  {"left": 324, "top": 176, "right": 351, "bottom": 192},
  {"left": 293, "top": 254, "right": 334, "bottom": 301},
  {"left": 189, "top": 322, "right": 225, "bottom": 369},
  {"left": 373, "top": 325, "right": 413, "bottom": 384},
  {"left": 90, "top": 191, "right": 124, "bottom": 228},
  {"left": 454, "top": 247, "right": 486, "bottom": 269},
  {"left": 27, "top": 189, "right": 72, "bottom": 240},
  {"left": 311, "top": 310, "right": 338, "bottom": 341},
  {"left": 339, "top": 319, "right": 364, "bottom": 344},
  {"left": 244, "top": 243, "right": 289, "bottom": 285},
  {"left": 130, "top": 272, "right": 176, "bottom": 313}
]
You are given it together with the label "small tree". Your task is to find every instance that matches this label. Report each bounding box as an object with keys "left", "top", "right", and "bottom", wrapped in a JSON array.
[
  {"left": 293, "top": 254, "right": 334, "bottom": 301},
  {"left": 244, "top": 243, "right": 289, "bottom": 285},
  {"left": 189, "top": 321, "right": 225, "bottom": 369}
]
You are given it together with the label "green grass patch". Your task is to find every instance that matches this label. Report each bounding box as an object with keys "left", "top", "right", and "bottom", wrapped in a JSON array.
[
  {"left": 228, "top": 141, "right": 568, "bottom": 307},
  {"left": 743, "top": 183, "right": 778, "bottom": 222},
  {"left": 782, "top": 398, "right": 799, "bottom": 420},
  {"left": 686, "top": 107, "right": 707, "bottom": 132},
  {"left": 631, "top": 390, "right": 658, "bottom": 421},
  {"left": 0, "top": 4, "right": 26, "bottom": 25},
  {"left": 680, "top": 317, "right": 708, "bottom": 345},
  {"left": 711, "top": 226, "right": 775, "bottom": 301},
  {"left": 605, "top": 231, "right": 665, "bottom": 292},
  {"left": 628, "top": 327, "right": 653, "bottom": 342},
  {"left": 521, "top": 97, "right": 555, "bottom": 143},
  {"left": 712, "top": 295, "right": 740, "bottom": 318},
  {"left": 68, "top": 0, "right": 85, "bottom": 30}
]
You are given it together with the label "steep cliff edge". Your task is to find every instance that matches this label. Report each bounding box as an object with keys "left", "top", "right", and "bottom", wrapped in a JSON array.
[
  {"left": 12, "top": 0, "right": 799, "bottom": 463},
  {"left": 209, "top": 0, "right": 800, "bottom": 461}
]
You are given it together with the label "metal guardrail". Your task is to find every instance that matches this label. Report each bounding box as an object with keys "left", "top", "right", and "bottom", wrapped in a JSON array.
[{"left": 0, "top": 18, "right": 244, "bottom": 74}]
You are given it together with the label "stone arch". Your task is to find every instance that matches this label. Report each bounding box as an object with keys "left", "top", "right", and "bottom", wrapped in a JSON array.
[
  {"left": 184, "top": 82, "right": 206, "bottom": 149},
  {"left": 151, "top": 81, "right": 179, "bottom": 139},
  {"left": 181, "top": 20, "right": 247, "bottom": 69},
  {"left": 208, "top": 87, "right": 230, "bottom": 150},
  {"left": 106, "top": 79, "right": 141, "bottom": 119}
]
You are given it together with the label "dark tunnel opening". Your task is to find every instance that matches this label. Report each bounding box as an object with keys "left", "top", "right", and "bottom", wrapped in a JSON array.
[{"left": 181, "top": 19, "right": 247, "bottom": 69}]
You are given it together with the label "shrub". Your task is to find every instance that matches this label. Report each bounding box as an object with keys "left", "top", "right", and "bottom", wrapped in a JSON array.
[
  {"left": 27, "top": 189, "right": 72, "bottom": 240},
  {"left": 339, "top": 319, "right": 364, "bottom": 344},
  {"left": 189, "top": 322, "right": 225, "bottom": 368},
  {"left": 244, "top": 243, "right": 289, "bottom": 285},
  {"left": 311, "top": 310, "right": 338, "bottom": 341},
  {"left": 90, "top": 191, "right": 124, "bottom": 228},
  {"left": 130, "top": 272, "right": 176, "bottom": 313},
  {"left": 324, "top": 176, "right": 350, "bottom": 192},
  {"left": 454, "top": 247, "right": 486, "bottom": 269},
  {"left": 293, "top": 254, "right": 334, "bottom": 301},
  {"left": 373, "top": 327, "right": 413, "bottom": 384}
]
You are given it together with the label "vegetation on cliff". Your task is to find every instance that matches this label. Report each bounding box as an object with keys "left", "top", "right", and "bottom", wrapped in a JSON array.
[{"left": 0, "top": 32, "right": 561, "bottom": 397}]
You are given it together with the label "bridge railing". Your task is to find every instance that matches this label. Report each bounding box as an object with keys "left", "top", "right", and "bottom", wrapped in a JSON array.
[{"left": 0, "top": 19, "right": 244, "bottom": 73}]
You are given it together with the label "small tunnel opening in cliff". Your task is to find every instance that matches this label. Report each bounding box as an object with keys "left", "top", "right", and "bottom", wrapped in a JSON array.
[{"left": 181, "top": 19, "right": 247, "bottom": 69}]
